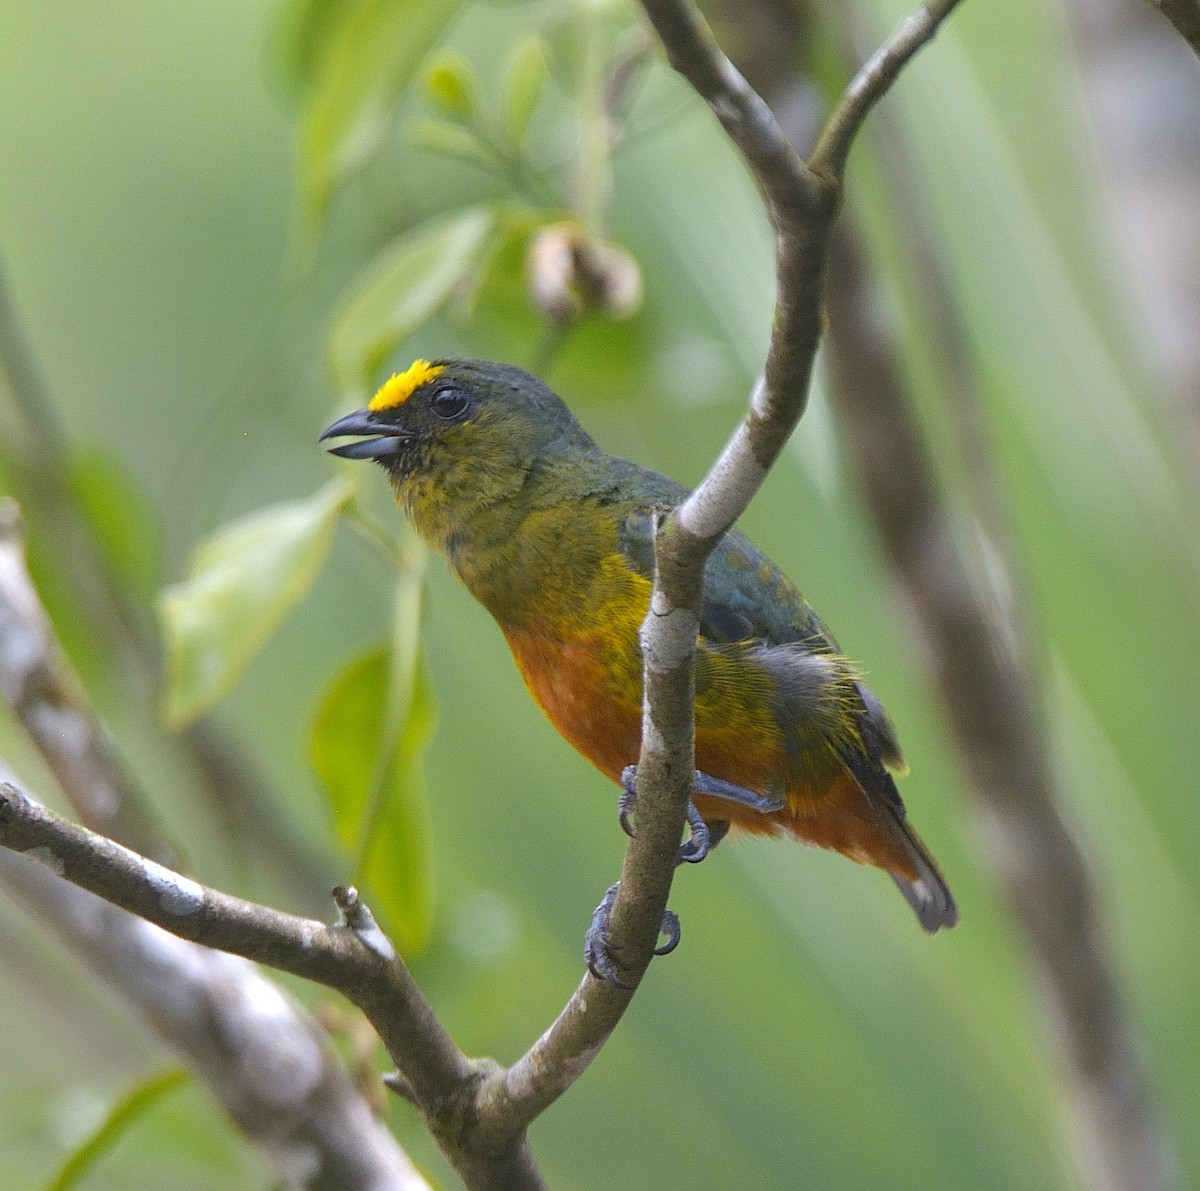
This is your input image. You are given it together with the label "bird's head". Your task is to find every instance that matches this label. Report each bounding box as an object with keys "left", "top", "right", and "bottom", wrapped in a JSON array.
[{"left": 320, "top": 358, "right": 597, "bottom": 543}]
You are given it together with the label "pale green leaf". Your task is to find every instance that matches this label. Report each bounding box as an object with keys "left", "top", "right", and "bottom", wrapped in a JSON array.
[
  {"left": 299, "top": 0, "right": 459, "bottom": 227},
  {"left": 310, "top": 634, "right": 436, "bottom": 953},
  {"left": 42, "top": 1068, "right": 189, "bottom": 1191},
  {"left": 363, "top": 661, "right": 436, "bottom": 952},
  {"left": 159, "top": 480, "right": 351, "bottom": 728},
  {"left": 330, "top": 206, "right": 493, "bottom": 399},
  {"left": 503, "top": 34, "right": 547, "bottom": 146},
  {"left": 67, "top": 449, "right": 162, "bottom": 600},
  {"left": 310, "top": 647, "right": 387, "bottom": 850},
  {"left": 410, "top": 118, "right": 497, "bottom": 167},
  {"left": 268, "top": 0, "right": 342, "bottom": 100}
]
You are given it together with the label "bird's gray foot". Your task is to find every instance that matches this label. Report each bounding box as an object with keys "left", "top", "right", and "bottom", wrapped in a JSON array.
[{"left": 584, "top": 881, "right": 680, "bottom": 988}]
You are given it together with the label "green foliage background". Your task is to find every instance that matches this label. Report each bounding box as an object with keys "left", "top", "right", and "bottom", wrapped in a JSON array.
[{"left": 1, "top": 1, "right": 1197, "bottom": 1188}]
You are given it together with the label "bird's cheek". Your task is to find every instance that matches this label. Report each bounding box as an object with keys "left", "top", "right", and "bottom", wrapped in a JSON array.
[{"left": 387, "top": 436, "right": 425, "bottom": 477}]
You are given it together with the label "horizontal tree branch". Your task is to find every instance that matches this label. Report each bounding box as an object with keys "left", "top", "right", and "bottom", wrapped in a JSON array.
[
  {"left": 0, "top": 777, "right": 552, "bottom": 1190},
  {"left": 0, "top": 502, "right": 430, "bottom": 1190}
]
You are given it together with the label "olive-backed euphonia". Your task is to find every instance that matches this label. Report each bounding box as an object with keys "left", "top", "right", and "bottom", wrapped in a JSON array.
[{"left": 322, "top": 358, "right": 957, "bottom": 970}]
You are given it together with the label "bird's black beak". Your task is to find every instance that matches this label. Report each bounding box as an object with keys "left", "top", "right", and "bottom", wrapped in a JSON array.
[{"left": 319, "top": 409, "right": 413, "bottom": 460}]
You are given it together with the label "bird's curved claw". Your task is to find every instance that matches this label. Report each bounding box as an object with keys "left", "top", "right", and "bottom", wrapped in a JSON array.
[
  {"left": 618, "top": 766, "right": 638, "bottom": 839},
  {"left": 585, "top": 882, "right": 629, "bottom": 987},
  {"left": 676, "top": 801, "right": 711, "bottom": 865},
  {"left": 654, "top": 909, "right": 681, "bottom": 956},
  {"left": 584, "top": 882, "right": 683, "bottom": 987},
  {"left": 617, "top": 767, "right": 713, "bottom": 865}
]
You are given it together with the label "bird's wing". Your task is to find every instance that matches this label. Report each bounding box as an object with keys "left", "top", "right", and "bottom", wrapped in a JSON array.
[
  {"left": 618, "top": 506, "right": 906, "bottom": 774},
  {"left": 617, "top": 506, "right": 835, "bottom": 647},
  {"left": 616, "top": 497, "right": 950, "bottom": 929}
]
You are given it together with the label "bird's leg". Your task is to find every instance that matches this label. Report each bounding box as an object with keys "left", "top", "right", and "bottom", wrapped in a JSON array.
[
  {"left": 618, "top": 765, "right": 784, "bottom": 856},
  {"left": 593, "top": 765, "right": 766, "bottom": 986},
  {"left": 677, "top": 800, "right": 711, "bottom": 864},
  {"left": 691, "top": 770, "right": 786, "bottom": 814},
  {"left": 584, "top": 882, "right": 680, "bottom": 988}
]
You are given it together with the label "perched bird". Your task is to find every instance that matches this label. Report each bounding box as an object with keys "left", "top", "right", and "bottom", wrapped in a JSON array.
[{"left": 322, "top": 358, "right": 957, "bottom": 976}]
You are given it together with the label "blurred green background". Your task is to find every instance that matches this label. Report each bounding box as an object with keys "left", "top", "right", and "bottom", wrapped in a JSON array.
[{"left": 2, "top": 0, "right": 1199, "bottom": 1188}]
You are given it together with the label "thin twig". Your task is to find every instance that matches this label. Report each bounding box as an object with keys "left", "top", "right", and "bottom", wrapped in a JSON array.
[
  {"left": 809, "top": 0, "right": 964, "bottom": 181},
  {"left": 0, "top": 257, "right": 65, "bottom": 458}
]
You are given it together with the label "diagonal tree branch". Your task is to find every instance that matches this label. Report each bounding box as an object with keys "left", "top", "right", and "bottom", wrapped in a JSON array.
[
  {"left": 0, "top": 258, "right": 63, "bottom": 466},
  {"left": 412, "top": 1, "right": 971, "bottom": 1141},
  {"left": 0, "top": 781, "right": 453, "bottom": 1081},
  {"left": 0, "top": 499, "right": 531, "bottom": 1187},
  {"left": 824, "top": 216, "right": 1177, "bottom": 1191},
  {"left": 712, "top": 5, "right": 1177, "bottom": 1182},
  {"left": 494, "top": 0, "right": 966, "bottom": 1122},
  {"left": 588, "top": 0, "right": 963, "bottom": 998},
  {"left": 0, "top": 501, "right": 171, "bottom": 861},
  {"left": 0, "top": 778, "right": 550, "bottom": 1190},
  {"left": 0, "top": 842, "right": 429, "bottom": 1191}
]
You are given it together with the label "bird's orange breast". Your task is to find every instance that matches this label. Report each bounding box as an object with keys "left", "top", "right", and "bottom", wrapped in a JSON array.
[
  {"left": 503, "top": 620, "right": 643, "bottom": 783},
  {"left": 503, "top": 617, "right": 789, "bottom": 832}
]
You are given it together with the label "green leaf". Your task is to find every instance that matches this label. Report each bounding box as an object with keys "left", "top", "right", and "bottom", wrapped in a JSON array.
[
  {"left": 503, "top": 34, "right": 547, "bottom": 146},
  {"left": 364, "top": 661, "right": 436, "bottom": 951},
  {"left": 330, "top": 206, "right": 493, "bottom": 399},
  {"left": 310, "top": 615, "right": 436, "bottom": 953},
  {"left": 67, "top": 449, "right": 162, "bottom": 600},
  {"left": 268, "top": 0, "right": 343, "bottom": 100},
  {"left": 159, "top": 480, "right": 352, "bottom": 728},
  {"left": 299, "top": 0, "right": 459, "bottom": 227},
  {"left": 424, "top": 50, "right": 477, "bottom": 119},
  {"left": 42, "top": 1068, "right": 189, "bottom": 1191}
]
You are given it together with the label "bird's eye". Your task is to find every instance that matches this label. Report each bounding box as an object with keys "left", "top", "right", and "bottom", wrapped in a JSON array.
[{"left": 429, "top": 385, "right": 470, "bottom": 420}]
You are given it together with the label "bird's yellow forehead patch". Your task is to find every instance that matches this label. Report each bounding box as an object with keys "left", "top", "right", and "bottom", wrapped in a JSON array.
[{"left": 368, "top": 360, "right": 444, "bottom": 412}]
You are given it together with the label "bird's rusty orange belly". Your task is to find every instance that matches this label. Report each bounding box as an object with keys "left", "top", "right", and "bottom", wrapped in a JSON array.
[{"left": 505, "top": 623, "right": 788, "bottom": 826}]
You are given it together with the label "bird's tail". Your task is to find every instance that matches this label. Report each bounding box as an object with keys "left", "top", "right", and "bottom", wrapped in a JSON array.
[
  {"left": 835, "top": 748, "right": 958, "bottom": 933},
  {"left": 883, "top": 805, "right": 958, "bottom": 933}
]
